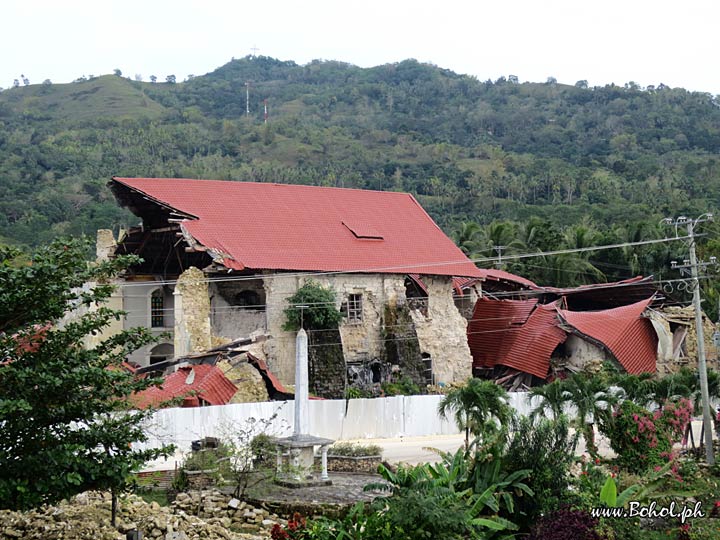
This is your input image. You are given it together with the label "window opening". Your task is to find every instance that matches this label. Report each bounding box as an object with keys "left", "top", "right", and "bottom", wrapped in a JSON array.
[
  {"left": 347, "top": 293, "right": 363, "bottom": 324},
  {"left": 151, "top": 289, "right": 164, "bottom": 328}
]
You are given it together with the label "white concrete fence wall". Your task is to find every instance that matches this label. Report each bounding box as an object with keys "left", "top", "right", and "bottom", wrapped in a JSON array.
[{"left": 139, "top": 393, "right": 539, "bottom": 453}]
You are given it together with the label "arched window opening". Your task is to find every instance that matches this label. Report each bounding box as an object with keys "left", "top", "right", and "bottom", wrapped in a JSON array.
[
  {"left": 233, "top": 290, "right": 262, "bottom": 310},
  {"left": 149, "top": 343, "right": 174, "bottom": 365}
]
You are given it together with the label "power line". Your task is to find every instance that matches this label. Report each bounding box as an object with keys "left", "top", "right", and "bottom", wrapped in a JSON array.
[{"left": 112, "top": 234, "right": 698, "bottom": 290}]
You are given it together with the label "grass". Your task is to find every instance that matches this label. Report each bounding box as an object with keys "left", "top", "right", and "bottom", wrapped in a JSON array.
[
  {"left": 0, "top": 75, "right": 167, "bottom": 121},
  {"left": 136, "top": 489, "right": 170, "bottom": 507}
]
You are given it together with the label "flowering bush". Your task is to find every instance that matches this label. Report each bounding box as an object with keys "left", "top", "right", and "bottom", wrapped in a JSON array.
[
  {"left": 660, "top": 398, "right": 693, "bottom": 443},
  {"left": 601, "top": 400, "right": 672, "bottom": 473},
  {"left": 271, "top": 513, "right": 308, "bottom": 540}
]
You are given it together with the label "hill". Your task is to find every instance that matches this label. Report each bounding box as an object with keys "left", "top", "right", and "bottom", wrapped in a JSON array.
[{"left": 0, "top": 56, "right": 719, "bottom": 299}]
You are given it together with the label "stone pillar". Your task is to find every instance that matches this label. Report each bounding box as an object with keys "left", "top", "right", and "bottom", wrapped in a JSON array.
[
  {"left": 96, "top": 229, "right": 116, "bottom": 262},
  {"left": 294, "top": 328, "right": 309, "bottom": 436},
  {"left": 410, "top": 276, "right": 473, "bottom": 384},
  {"left": 320, "top": 445, "right": 330, "bottom": 481},
  {"left": 174, "top": 267, "right": 212, "bottom": 357}
]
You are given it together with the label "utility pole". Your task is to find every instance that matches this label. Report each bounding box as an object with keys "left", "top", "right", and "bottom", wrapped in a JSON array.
[
  {"left": 245, "top": 82, "right": 250, "bottom": 117},
  {"left": 664, "top": 214, "right": 716, "bottom": 465},
  {"left": 494, "top": 246, "right": 505, "bottom": 269}
]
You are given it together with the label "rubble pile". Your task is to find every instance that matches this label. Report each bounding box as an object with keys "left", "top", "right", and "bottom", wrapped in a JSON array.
[
  {"left": 171, "top": 490, "right": 286, "bottom": 533},
  {"left": 0, "top": 491, "right": 274, "bottom": 540}
]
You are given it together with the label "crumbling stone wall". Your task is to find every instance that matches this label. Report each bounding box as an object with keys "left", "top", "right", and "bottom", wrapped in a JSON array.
[
  {"left": 263, "top": 273, "right": 407, "bottom": 385},
  {"left": 383, "top": 301, "right": 425, "bottom": 387},
  {"left": 564, "top": 335, "right": 612, "bottom": 373},
  {"left": 221, "top": 360, "right": 269, "bottom": 403},
  {"left": 409, "top": 275, "right": 473, "bottom": 384},
  {"left": 308, "top": 328, "right": 346, "bottom": 398},
  {"left": 263, "top": 273, "right": 303, "bottom": 383},
  {"left": 655, "top": 306, "right": 719, "bottom": 374},
  {"left": 209, "top": 279, "right": 266, "bottom": 340},
  {"left": 174, "top": 266, "right": 212, "bottom": 357}
]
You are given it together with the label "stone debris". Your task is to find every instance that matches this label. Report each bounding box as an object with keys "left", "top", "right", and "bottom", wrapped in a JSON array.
[
  {"left": 0, "top": 490, "right": 282, "bottom": 540},
  {"left": 171, "top": 490, "right": 287, "bottom": 534}
]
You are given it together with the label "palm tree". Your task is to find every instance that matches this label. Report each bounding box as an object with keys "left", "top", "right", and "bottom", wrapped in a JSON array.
[
  {"left": 438, "top": 378, "right": 513, "bottom": 449},
  {"left": 610, "top": 372, "right": 657, "bottom": 409},
  {"left": 451, "top": 221, "right": 484, "bottom": 258},
  {"left": 478, "top": 221, "right": 526, "bottom": 269},
  {"left": 528, "top": 379, "right": 568, "bottom": 421},
  {"left": 561, "top": 373, "right": 619, "bottom": 460}
]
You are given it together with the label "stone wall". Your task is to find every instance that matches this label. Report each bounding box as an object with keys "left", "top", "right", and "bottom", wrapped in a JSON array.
[
  {"left": 409, "top": 276, "right": 473, "bottom": 384},
  {"left": 262, "top": 273, "right": 407, "bottom": 385},
  {"left": 122, "top": 280, "right": 175, "bottom": 366},
  {"left": 308, "top": 329, "right": 346, "bottom": 398},
  {"left": 209, "top": 279, "right": 267, "bottom": 341},
  {"left": 564, "top": 335, "right": 612, "bottom": 373},
  {"left": 174, "top": 267, "right": 212, "bottom": 357}
]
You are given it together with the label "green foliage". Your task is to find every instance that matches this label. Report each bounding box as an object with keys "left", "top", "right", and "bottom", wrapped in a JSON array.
[
  {"left": 438, "top": 378, "right": 512, "bottom": 449},
  {"left": 600, "top": 400, "right": 673, "bottom": 473},
  {"left": 249, "top": 433, "right": 277, "bottom": 467},
  {"left": 0, "top": 238, "right": 173, "bottom": 510},
  {"left": 500, "top": 415, "right": 579, "bottom": 528},
  {"left": 328, "top": 442, "right": 382, "bottom": 457},
  {"left": 530, "top": 372, "right": 619, "bottom": 460},
  {"left": 282, "top": 280, "right": 342, "bottom": 332},
  {"left": 182, "top": 443, "right": 234, "bottom": 485},
  {"left": 380, "top": 375, "right": 421, "bottom": 396},
  {"left": 344, "top": 386, "right": 373, "bottom": 399},
  {"left": 2, "top": 59, "right": 720, "bottom": 302}
]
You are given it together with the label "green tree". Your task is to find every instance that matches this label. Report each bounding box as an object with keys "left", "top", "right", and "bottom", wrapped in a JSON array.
[
  {"left": 0, "top": 238, "right": 172, "bottom": 517},
  {"left": 282, "top": 280, "right": 342, "bottom": 331},
  {"left": 561, "top": 373, "right": 618, "bottom": 460},
  {"left": 528, "top": 378, "right": 567, "bottom": 420},
  {"left": 438, "top": 378, "right": 512, "bottom": 449}
]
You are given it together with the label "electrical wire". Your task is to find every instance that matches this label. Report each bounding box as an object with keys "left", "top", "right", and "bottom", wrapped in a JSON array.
[{"left": 113, "top": 234, "right": 700, "bottom": 289}]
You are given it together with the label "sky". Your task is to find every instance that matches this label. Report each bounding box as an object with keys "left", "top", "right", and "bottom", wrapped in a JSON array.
[{"left": 4, "top": 0, "right": 720, "bottom": 94}]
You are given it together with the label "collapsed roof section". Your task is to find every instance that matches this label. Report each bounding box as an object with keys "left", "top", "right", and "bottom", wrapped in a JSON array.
[
  {"left": 468, "top": 298, "right": 567, "bottom": 379},
  {"left": 558, "top": 298, "right": 657, "bottom": 375},
  {"left": 131, "top": 364, "right": 238, "bottom": 409},
  {"left": 469, "top": 295, "right": 659, "bottom": 380},
  {"left": 109, "top": 177, "right": 483, "bottom": 278}
]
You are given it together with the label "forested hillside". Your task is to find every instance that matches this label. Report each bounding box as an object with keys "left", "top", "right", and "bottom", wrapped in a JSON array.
[{"left": 1, "top": 56, "right": 719, "bottom": 305}]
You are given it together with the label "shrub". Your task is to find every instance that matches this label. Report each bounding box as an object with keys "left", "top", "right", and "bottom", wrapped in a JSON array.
[
  {"left": 501, "top": 415, "right": 579, "bottom": 528},
  {"left": 529, "top": 507, "right": 602, "bottom": 540},
  {"left": 282, "top": 281, "right": 342, "bottom": 331},
  {"left": 601, "top": 400, "right": 673, "bottom": 474},
  {"left": 381, "top": 375, "right": 421, "bottom": 396},
  {"left": 327, "top": 442, "right": 382, "bottom": 457},
  {"left": 250, "top": 433, "right": 276, "bottom": 468}
]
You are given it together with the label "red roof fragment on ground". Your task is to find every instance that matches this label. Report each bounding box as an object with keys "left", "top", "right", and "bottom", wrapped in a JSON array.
[
  {"left": 132, "top": 364, "right": 237, "bottom": 409},
  {"left": 111, "top": 177, "right": 482, "bottom": 278},
  {"left": 557, "top": 298, "right": 657, "bottom": 375}
]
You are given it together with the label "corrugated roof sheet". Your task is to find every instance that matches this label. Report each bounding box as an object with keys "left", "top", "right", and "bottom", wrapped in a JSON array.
[
  {"left": 132, "top": 364, "right": 237, "bottom": 409},
  {"left": 557, "top": 298, "right": 657, "bottom": 374},
  {"left": 111, "top": 177, "right": 482, "bottom": 278},
  {"left": 477, "top": 268, "right": 537, "bottom": 289},
  {"left": 468, "top": 298, "right": 565, "bottom": 379}
]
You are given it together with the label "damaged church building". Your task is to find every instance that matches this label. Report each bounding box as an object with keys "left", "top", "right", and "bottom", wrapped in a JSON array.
[
  {"left": 101, "top": 177, "right": 484, "bottom": 398},
  {"left": 467, "top": 277, "right": 720, "bottom": 389}
]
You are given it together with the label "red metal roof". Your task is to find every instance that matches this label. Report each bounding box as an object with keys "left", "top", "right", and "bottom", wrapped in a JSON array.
[
  {"left": 132, "top": 364, "right": 238, "bottom": 409},
  {"left": 557, "top": 298, "right": 657, "bottom": 374},
  {"left": 111, "top": 177, "right": 482, "bottom": 278},
  {"left": 476, "top": 268, "right": 537, "bottom": 289},
  {"left": 468, "top": 298, "right": 566, "bottom": 379}
]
